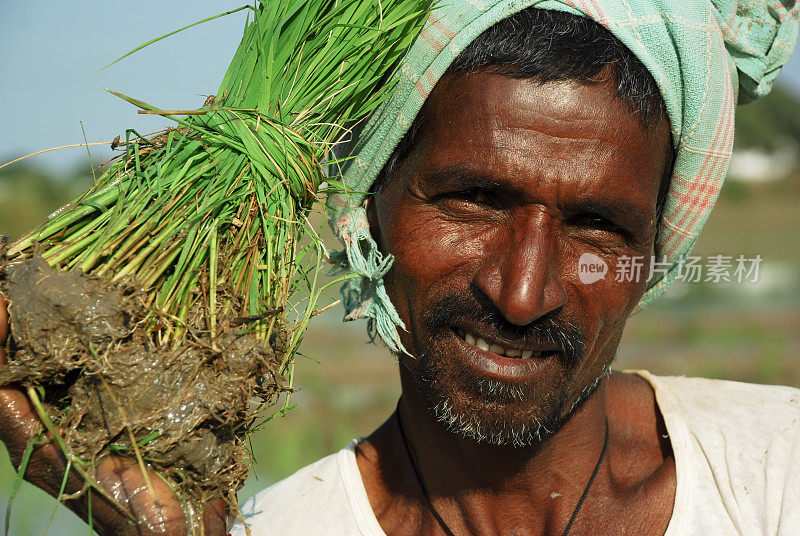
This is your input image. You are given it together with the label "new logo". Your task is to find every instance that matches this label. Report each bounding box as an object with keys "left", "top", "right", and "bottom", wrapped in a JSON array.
[{"left": 578, "top": 253, "right": 608, "bottom": 284}]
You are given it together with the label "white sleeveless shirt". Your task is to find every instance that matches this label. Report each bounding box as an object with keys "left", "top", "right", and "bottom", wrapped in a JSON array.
[{"left": 232, "top": 372, "right": 800, "bottom": 535}]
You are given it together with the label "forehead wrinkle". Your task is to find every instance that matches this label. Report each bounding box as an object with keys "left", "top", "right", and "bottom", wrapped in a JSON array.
[
  {"left": 411, "top": 73, "right": 664, "bottom": 214},
  {"left": 428, "top": 80, "right": 637, "bottom": 168},
  {"left": 502, "top": 76, "right": 628, "bottom": 132},
  {"left": 484, "top": 128, "right": 640, "bottom": 205},
  {"left": 492, "top": 125, "right": 662, "bottom": 218}
]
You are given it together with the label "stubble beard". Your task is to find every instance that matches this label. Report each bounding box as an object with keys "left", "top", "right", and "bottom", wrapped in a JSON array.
[{"left": 404, "top": 296, "right": 605, "bottom": 448}]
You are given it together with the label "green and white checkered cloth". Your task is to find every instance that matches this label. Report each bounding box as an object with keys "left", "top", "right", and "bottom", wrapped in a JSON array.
[{"left": 328, "top": 0, "right": 799, "bottom": 353}]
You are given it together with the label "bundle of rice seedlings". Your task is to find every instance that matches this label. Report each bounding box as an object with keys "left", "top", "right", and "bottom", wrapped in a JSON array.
[{"left": 0, "top": 1, "right": 427, "bottom": 531}]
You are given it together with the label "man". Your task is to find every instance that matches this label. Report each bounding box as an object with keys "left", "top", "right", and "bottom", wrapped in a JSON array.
[{"left": 1, "top": 1, "right": 799, "bottom": 535}]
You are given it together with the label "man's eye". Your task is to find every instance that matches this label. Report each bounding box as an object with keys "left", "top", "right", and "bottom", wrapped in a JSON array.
[
  {"left": 446, "top": 189, "right": 491, "bottom": 205},
  {"left": 573, "top": 214, "right": 622, "bottom": 233}
]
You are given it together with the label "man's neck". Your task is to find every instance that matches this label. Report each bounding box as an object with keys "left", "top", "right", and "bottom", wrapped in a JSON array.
[{"left": 355, "top": 371, "right": 676, "bottom": 536}]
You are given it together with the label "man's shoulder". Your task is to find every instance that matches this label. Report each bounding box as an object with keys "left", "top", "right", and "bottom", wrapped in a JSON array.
[
  {"left": 232, "top": 441, "right": 367, "bottom": 535},
  {"left": 641, "top": 371, "right": 800, "bottom": 463},
  {"left": 644, "top": 371, "right": 800, "bottom": 429},
  {"left": 637, "top": 373, "right": 800, "bottom": 532}
]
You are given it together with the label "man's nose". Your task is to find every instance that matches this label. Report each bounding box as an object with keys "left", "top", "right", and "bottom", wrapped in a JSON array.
[{"left": 473, "top": 211, "right": 566, "bottom": 326}]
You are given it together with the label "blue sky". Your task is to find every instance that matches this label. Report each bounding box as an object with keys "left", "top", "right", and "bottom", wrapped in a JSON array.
[
  {"left": 1, "top": 2, "right": 247, "bottom": 171},
  {"left": 2, "top": 2, "right": 800, "bottom": 172}
]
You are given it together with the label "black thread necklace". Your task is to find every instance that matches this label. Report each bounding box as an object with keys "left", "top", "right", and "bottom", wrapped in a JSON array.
[{"left": 395, "top": 401, "right": 609, "bottom": 536}]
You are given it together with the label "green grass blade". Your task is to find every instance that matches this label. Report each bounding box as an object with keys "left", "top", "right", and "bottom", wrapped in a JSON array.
[
  {"left": 5, "top": 435, "right": 40, "bottom": 536},
  {"left": 102, "top": 5, "right": 255, "bottom": 70},
  {"left": 41, "top": 459, "right": 72, "bottom": 536},
  {"left": 86, "top": 488, "right": 92, "bottom": 536}
]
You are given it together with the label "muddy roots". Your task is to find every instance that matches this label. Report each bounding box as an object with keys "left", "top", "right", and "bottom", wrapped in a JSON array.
[{"left": 0, "top": 256, "right": 287, "bottom": 516}]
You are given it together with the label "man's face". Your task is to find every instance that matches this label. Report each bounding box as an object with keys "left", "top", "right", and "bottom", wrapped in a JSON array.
[{"left": 370, "top": 72, "right": 671, "bottom": 446}]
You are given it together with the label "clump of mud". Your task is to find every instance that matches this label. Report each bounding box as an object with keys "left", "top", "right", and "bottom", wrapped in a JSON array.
[{"left": 0, "top": 256, "right": 285, "bottom": 512}]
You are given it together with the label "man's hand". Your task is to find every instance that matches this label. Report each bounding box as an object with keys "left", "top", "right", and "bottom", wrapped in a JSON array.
[{"left": 0, "top": 294, "right": 229, "bottom": 535}]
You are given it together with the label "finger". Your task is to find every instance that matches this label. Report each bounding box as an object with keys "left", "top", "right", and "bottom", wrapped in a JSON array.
[
  {"left": 202, "top": 498, "right": 230, "bottom": 536},
  {"left": 91, "top": 457, "right": 229, "bottom": 536},
  {"left": 0, "top": 386, "right": 45, "bottom": 466},
  {"left": 91, "top": 456, "right": 187, "bottom": 535}
]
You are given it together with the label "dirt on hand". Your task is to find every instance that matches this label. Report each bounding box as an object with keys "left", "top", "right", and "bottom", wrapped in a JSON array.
[{"left": 0, "top": 256, "right": 285, "bottom": 513}]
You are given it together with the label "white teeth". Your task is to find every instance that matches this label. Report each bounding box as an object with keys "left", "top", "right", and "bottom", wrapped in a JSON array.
[{"left": 460, "top": 330, "right": 541, "bottom": 359}]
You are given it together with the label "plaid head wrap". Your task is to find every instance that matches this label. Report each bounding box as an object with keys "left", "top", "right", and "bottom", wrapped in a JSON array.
[{"left": 328, "top": 0, "right": 800, "bottom": 353}]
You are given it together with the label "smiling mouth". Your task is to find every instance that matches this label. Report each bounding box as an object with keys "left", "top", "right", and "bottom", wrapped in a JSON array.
[{"left": 455, "top": 328, "right": 555, "bottom": 360}]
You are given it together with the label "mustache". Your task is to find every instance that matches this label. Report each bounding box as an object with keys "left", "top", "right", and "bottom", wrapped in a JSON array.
[{"left": 423, "top": 294, "right": 586, "bottom": 367}]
